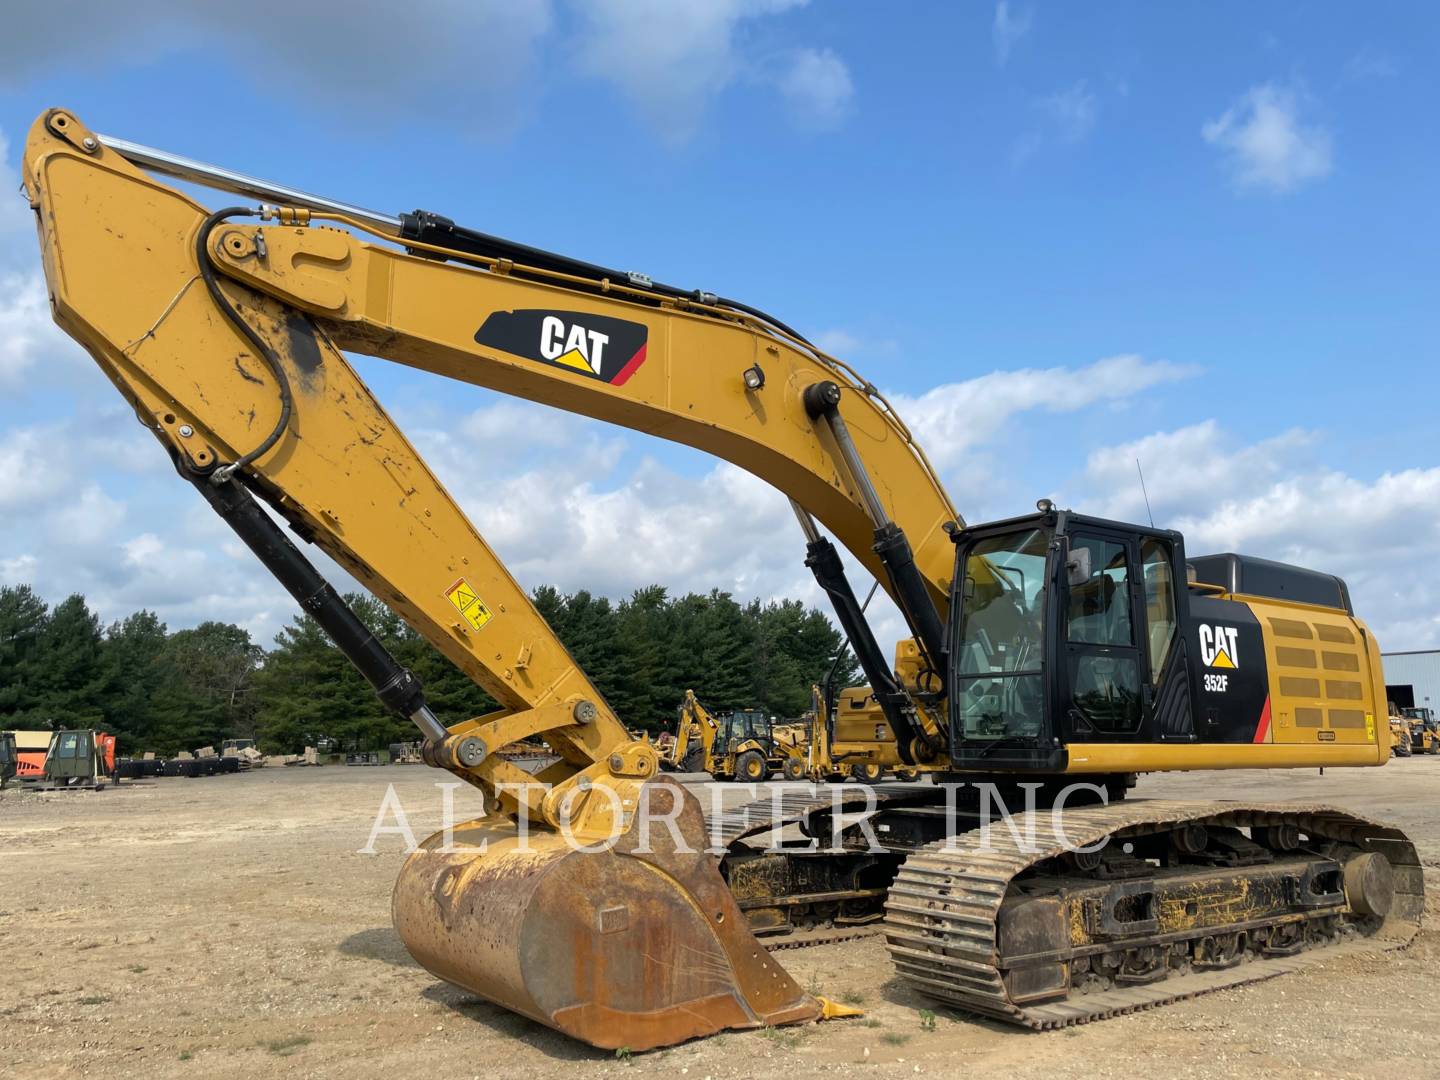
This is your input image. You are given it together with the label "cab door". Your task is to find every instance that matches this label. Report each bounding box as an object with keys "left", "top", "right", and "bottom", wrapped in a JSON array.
[{"left": 1060, "top": 531, "right": 1149, "bottom": 742}]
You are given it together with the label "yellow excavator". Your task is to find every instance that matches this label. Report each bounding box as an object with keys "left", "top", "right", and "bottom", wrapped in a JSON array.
[{"left": 23, "top": 108, "right": 1422, "bottom": 1051}]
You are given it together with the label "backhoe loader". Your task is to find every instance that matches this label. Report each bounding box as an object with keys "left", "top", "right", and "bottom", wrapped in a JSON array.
[
  {"left": 667, "top": 691, "right": 806, "bottom": 781},
  {"left": 804, "top": 685, "right": 917, "bottom": 782},
  {"left": 1389, "top": 704, "right": 1414, "bottom": 757},
  {"left": 22, "top": 108, "right": 1421, "bottom": 1052},
  {"left": 1402, "top": 707, "right": 1438, "bottom": 754},
  {"left": 663, "top": 690, "right": 718, "bottom": 773}
]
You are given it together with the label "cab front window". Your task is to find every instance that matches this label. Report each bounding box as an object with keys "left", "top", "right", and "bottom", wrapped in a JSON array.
[{"left": 952, "top": 528, "right": 1049, "bottom": 741}]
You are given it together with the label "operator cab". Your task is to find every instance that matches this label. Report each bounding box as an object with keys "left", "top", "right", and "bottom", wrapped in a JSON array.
[
  {"left": 944, "top": 505, "right": 1352, "bottom": 772},
  {"left": 716, "top": 708, "right": 773, "bottom": 757}
]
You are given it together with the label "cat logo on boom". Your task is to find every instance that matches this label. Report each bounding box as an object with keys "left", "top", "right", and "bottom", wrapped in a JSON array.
[
  {"left": 474, "top": 309, "right": 649, "bottom": 386},
  {"left": 1198, "top": 623, "right": 1239, "bottom": 669}
]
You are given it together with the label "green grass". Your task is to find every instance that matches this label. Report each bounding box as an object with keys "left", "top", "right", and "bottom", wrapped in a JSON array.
[
  {"left": 127, "top": 965, "right": 147, "bottom": 974},
  {"left": 861, "top": 1018, "right": 883, "bottom": 1029},
  {"left": 261, "top": 1035, "right": 312, "bottom": 1057},
  {"left": 805, "top": 971, "right": 824, "bottom": 996},
  {"left": 614, "top": 1046, "right": 633, "bottom": 1063},
  {"left": 840, "top": 989, "right": 866, "bottom": 1006},
  {"left": 918, "top": 1009, "right": 937, "bottom": 1032},
  {"left": 881, "top": 1032, "right": 911, "bottom": 1047},
  {"left": 77, "top": 995, "right": 110, "bottom": 1006},
  {"left": 177, "top": 1051, "right": 192, "bottom": 1062},
  {"left": 761, "top": 1026, "right": 805, "bottom": 1050}
]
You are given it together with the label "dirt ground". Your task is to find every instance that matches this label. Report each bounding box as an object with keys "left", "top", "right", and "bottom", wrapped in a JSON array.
[{"left": 2, "top": 760, "right": 1437, "bottom": 1079}]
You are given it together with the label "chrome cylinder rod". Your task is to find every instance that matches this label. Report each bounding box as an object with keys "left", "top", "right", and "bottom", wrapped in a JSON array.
[
  {"left": 789, "top": 499, "right": 823, "bottom": 544},
  {"left": 97, "top": 133, "right": 402, "bottom": 234}
]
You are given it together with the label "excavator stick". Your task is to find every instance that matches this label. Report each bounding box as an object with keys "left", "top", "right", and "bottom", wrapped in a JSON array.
[{"left": 392, "top": 778, "right": 827, "bottom": 1049}]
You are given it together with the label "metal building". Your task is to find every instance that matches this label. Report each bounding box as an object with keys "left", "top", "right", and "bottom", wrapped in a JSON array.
[{"left": 1382, "top": 649, "right": 1440, "bottom": 713}]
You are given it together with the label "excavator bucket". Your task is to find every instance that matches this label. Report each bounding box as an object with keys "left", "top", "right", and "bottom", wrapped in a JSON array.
[{"left": 392, "top": 777, "right": 828, "bottom": 1050}]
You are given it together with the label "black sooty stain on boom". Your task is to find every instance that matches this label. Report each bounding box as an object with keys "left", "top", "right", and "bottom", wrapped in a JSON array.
[{"left": 284, "top": 311, "right": 325, "bottom": 388}]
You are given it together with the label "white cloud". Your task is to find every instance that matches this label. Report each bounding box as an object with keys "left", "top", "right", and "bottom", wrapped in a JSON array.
[
  {"left": 0, "top": 427, "right": 67, "bottom": 507},
  {"left": 1202, "top": 83, "right": 1333, "bottom": 193},
  {"left": 0, "top": 554, "right": 38, "bottom": 584},
  {"left": 888, "top": 355, "right": 1198, "bottom": 472},
  {"left": 0, "top": 342, "right": 1237, "bottom": 659},
  {"left": 813, "top": 328, "right": 900, "bottom": 362},
  {"left": 814, "top": 328, "right": 861, "bottom": 356},
  {"left": 0, "top": 130, "right": 33, "bottom": 240},
  {"left": 47, "top": 485, "right": 127, "bottom": 547},
  {"left": 0, "top": 3, "right": 555, "bottom": 133},
  {"left": 123, "top": 533, "right": 166, "bottom": 567},
  {"left": 0, "top": 271, "right": 57, "bottom": 388},
  {"left": 992, "top": 1, "right": 1032, "bottom": 66},
  {"left": 1076, "top": 420, "right": 1440, "bottom": 649},
  {"left": 778, "top": 47, "right": 854, "bottom": 132},
  {"left": 1179, "top": 468, "right": 1440, "bottom": 650},
  {"left": 3, "top": 7, "right": 849, "bottom": 146},
  {"left": 2, "top": 131, "right": 115, "bottom": 396},
  {"left": 459, "top": 398, "right": 606, "bottom": 453},
  {"left": 569, "top": 0, "right": 850, "bottom": 141},
  {"left": 1083, "top": 420, "right": 1311, "bottom": 523}
]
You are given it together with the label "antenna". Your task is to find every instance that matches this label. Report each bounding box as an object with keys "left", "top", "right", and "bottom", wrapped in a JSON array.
[{"left": 1136, "top": 458, "right": 1155, "bottom": 527}]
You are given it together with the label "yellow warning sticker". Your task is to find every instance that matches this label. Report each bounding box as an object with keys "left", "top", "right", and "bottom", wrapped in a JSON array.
[
  {"left": 1365, "top": 713, "right": 1375, "bottom": 741},
  {"left": 444, "top": 577, "right": 493, "bottom": 632}
]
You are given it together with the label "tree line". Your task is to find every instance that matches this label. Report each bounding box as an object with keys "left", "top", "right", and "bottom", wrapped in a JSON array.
[{"left": 0, "top": 583, "right": 857, "bottom": 756}]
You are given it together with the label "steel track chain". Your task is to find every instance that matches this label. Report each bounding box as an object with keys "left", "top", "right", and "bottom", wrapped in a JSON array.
[{"left": 883, "top": 799, "right": 1423, "bottom": 1029}]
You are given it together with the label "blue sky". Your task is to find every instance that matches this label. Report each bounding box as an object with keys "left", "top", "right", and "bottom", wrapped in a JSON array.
[{"left": 1, "top": 2, "right": 1437, "bottom": 652}]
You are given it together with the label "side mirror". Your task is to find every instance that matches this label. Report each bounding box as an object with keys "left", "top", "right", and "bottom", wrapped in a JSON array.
[{"left": 1066, "top": 546, "right": 1092, "bottom": 588}]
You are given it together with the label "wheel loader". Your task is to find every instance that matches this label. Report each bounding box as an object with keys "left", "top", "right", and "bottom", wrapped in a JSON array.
[{"left": 20, "top": 108, "right": 1422, "bottom": 1052}]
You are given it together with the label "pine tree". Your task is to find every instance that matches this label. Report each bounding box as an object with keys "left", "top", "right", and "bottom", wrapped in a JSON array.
[
  {"left": 254, "top": 612, "right": 388, "bottom": 752},
  {"left": 748, "top": 599, "right": 857, "bottom": 716},
  {"left": 615, "top": 585, "right": 681, "bottom": 724},
  {"left": 33, "top": 594, "right": 107, "bottom": 729},
  {"left": 163, "top": 622, "right": 263, "bottom": 749},
  {"left": 0, "top": 584, "right": 49, "bottom": 724},
  {"left": 0, "top": 580, "right": 864, "bottom": 752},
  {"left": 675, "top": 590, "right": 755, "bottom": 709},
  {"left": 100, "top": 610, "right": 170, "bottom": 752}
]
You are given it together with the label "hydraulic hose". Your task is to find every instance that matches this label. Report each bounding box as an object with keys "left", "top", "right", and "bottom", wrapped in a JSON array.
[{"left": 192, "top": 206, "right": 293, "bottom": 483}]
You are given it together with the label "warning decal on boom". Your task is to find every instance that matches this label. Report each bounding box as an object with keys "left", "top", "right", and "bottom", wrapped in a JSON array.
[{"left": 444, "top": 577, "right": 493, "bottom": 631}]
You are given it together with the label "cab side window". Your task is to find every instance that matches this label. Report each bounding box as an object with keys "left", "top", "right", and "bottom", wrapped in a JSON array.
[
  {"left": 1141, "top": 538, "right": 1177, "bottom": 684},
  {"left": 1066, "top": 538, "right": 1132, "bottom": 645},
  {"left": 1066, "top": 536, "right": 1141, "bottom": 735}
]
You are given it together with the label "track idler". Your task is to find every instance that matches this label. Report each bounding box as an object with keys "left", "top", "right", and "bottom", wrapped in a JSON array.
[{"left": 393, "top": 776, "right": 843, "bottom": 1050}]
